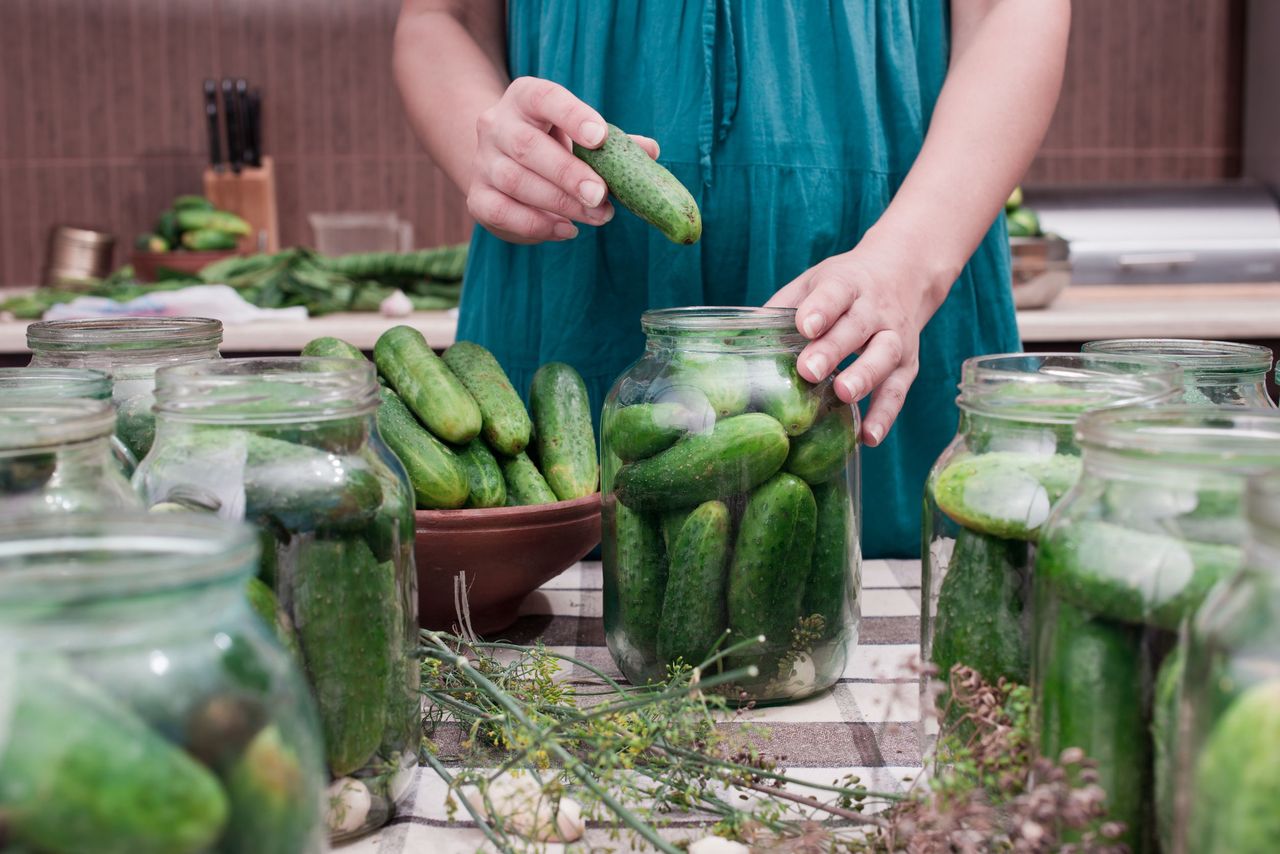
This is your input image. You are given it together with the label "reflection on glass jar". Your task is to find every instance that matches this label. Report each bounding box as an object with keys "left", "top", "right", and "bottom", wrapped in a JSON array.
[
  {"left": 920, "top": 353, "right": 1181, "bottom": 743},
  {"left": 600, "top": 307, "right": 861, "bottom": 705},
  {"left": 0, "top": 512, "right": 327, "bottom": 854},
  {"left": 1033, "top": 406, "right": 1280, "bottom": 853},
  {"left": 132, "top": 356, "right": 419, "bottom": 840},
  {"left": 1082, "top": 338, "right": 1276, "bottom": 408},
  {"left": 0, "top": 398, "right": 139, "bottom": 518},
  {"left": 26, "top": 316, "right": 224, "bottom": 459},
  {"left": 0, "top": 366, "right": 138, "bottom": 472}
]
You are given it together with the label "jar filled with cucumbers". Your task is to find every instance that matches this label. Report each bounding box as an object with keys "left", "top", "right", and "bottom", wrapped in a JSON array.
[
  {"left": 132, "top": 357, "right": 418, "bottom": 840},
  {"left": 1033, "top": 407, "right": 1280, "bottom": 854},
  {"left": 1082, "top": 338, "right": 1276, "bottom": 408},
  {"left": 599, "top": 307, "right": 859, "bottom": 704},
  {"left": 0, "top": 398, "right": 139, "bottom": 518},
  {"left": 27, "top": 316, "right": 224, "bottom": 460},
  {"left": 1172, "top": 472, "right": 1280, "bottom": 854},
  {"left": 921, "top": 354, "right": 1181, "bottom": 736},
  {"left": 0, "top": 512, "right": 327, "bottom": 854}
]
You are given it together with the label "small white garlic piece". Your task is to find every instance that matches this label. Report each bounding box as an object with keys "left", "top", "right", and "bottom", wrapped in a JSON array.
[
  {"left": 688, "top": 836, "right": 751, "bottom": 854},
  {"left": 379, "top": 289, "right": 413, "bottom": 317},
  {"left": 779, "top": 651, "right": 818, "bottom": 699},
  {"left": 464, "top": 774, "right": 586, "bottom": 843},
  {"left": 326, "top": 777, "right": 373, "bottom": 835}
]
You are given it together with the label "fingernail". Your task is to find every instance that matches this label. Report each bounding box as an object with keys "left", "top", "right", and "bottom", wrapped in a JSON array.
[
  {"left": 580, "top": 181, "right": 606, "bottom": 207},
  {"left": 804, "top": 354, "right": 827, "bottom": 379},
  {"left": 554, "top": 222, "right": 579, "bottom": 240},
  {"left": 867, "top": 423, "right": 884, "bottom": 446},
  {"left": 581, "top": 121, "right": 606, "bottom": 146},
  {"left": 801, "top": 312, "right": 824, "bottom": 338},
  {"left": 841, "top": 375, "right": 862, "bottom": 400},
  {"left": 599, "top": 205, "right": 615, "bottom": 224}
]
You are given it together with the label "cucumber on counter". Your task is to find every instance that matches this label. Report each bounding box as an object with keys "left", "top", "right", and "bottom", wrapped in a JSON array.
[
  {"left": 573, "top": 122, "right": 702, "bottom": 245},
  {"left": 784, "top": 407, "right": 858, "bottom": 485},
  {"left": 375, "top": 325, "right": 482, "bottom": 445},
  {"left": 614, "top": 413, "right": 789, "bottom": 512},
  {"left": 531, "top": 362, "right": 599, "bottom": 501},
  {"left": 443, "top": 342, "right": 532, "bottom": 456},
  {"left": 657, "top": 500, "right": 731, "bottom": 667},
  {"left": 376, "top": 387, "right": 469, "bottom": 510},
  {"left": 454, "top": 438, "right": 507, "bottom": 508},
  {"left": 500, "top": 451, "right": 559, "bottom": 506},
  {"left": 932, "top": 451, "right": 1081, "bottom": 541}
]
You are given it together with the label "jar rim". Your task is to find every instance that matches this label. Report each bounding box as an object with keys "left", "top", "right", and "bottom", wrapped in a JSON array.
[
  {"left": 0, "top": 367, "right": 112, "bottom": 400},
  {"left": 154, "top": 356, "right": 379, "bottom": 423},
  {"left": 26, "top": 316, "right": 224, "bottom": 351},
  {"left": 1082, "top": 338, "right": 1274, "bottom": 379},
  {"left": 0, "top": 513, "right": 256, "bottom": 603},
  {"left": 958, "top": 352, "right": 1183, "bottom": 425},
  {"left": 641, "top": 306, "right": 798, "bottom": 333},
  {"left": 1077, "top": 405, "right": 1280, "bottom": 472},
  {"left": 0, "top": 398, "right": 116, "bottom": 450}
]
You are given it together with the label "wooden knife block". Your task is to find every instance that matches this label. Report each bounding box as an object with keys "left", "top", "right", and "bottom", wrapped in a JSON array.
[{"left": 203, "top": 155, "right": 280, "bottom": 253}]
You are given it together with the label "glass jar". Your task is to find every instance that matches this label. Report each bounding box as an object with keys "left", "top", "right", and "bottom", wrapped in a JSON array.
[
  {"left": 920, "top": 354, "right": 1181, "bottom": 736},
  {"left": 600, "top": 307, "right": 860, "bottom": 704},
  {"left": 133, "top": 357, "right": 419, "bottom": 839},
  {"left": 0, "top": 398, "right": 139, "bottom": 517},
  {"left": 1033, "top": 407, "right": 1280, "bottom": 854},
  {"left": 0, "top": 366, "right": 138, "bottom": 472},
  {"left": 27, "top": 316, "right": 224, "bottom": 460},
  {"left": 1082, "top": 338, "right": 1276, "bottom": 408},
  {"left": 1172, "top": 472, "right": 1280, "bottom": 854},
  {"left": 0, "top": 512, "right": 327, "bottom": 854}
]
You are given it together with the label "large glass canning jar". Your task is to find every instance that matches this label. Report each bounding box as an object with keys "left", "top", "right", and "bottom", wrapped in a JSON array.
[
  {"left": 920, "top": 354, "right": 1180, "bottom": 733},
  {"left": 0, "top": 398, "right": 139, "bottom": 517},
  {"left": 1172, "top": 472, "right": 1280, "bottom": 854},
  {"left": 0, "top": 365, "right": 112, "bottom": 399},
  {"left": 26, "top": 316, "right": 224, "bottom": 460},
  {"left": 600, "top": 307, "right": 860, "bottom": 704},
  {"left": 0, "top": 512, "right": 327, "bottom": 854},
  {"left": 1033, "top": 407, "right": 1280, "bottom": 854},
  {"left": 133, "top": 357, "right": 419, "bottom": 839},
  {"left": 1082, "top": 338, "right": 1276, "bottom": 408}
]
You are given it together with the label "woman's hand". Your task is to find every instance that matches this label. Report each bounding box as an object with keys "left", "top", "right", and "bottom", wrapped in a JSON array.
[
  {"left": 767, "top": 235, "right": 949, "bottom": 448},
  {"left": 468, "top": 77, "right": 658, "bottom": 244}
]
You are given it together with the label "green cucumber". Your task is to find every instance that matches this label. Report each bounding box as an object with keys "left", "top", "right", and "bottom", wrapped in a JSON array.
[
  {"left": 530, "top": 362, "right": 598, "bottom": 500},
  {"left": 220, "top": 724, "right": 319, "bottom": 854},
  {"left": 455, "top": 439, "right": 507, "bottom": 508},
  {"left": 606, "top": 402, "right": 708, "bottom": 462},
  {"left": 301, "top": 336, "right": 367, "bottom": 361},
  {"left": 0, "top": 666, "right": 229, "bottom": 854},
  {"left": 135, "top": 232, "right": 169, "bottom": 253},
  {"left": 364, "top": 455, "right": 415, "bottom": 562},
  {"left": 293, "top": 537, "right": 397, "bottom": 776},
  {"left": 660, "top": 506, "right": 696, "bottom": 553},
  {"left": 374, "top": 325, "right": 482, "bottom": 444},
  {"left": 442, "top": 341, "right": 532, "bottom": 456},
  {"left": 668, "top": 352, "right": 750, "bottom": 419},
  {"left": 572, "top": 122, "right": 701, "bottom": 245},
  {"left": 932, "top": 451, "right": 1081, "bottom": 541},
  {"left": 930, "top": 527, "right": 1029, "bottom": 689},
  {"left": 609, "top": 501, "right": 669, "bottom": 665},
  {"left": 500, "top": 451, "right": 558, "bottom": 506},
  {"left": 657, "top": 500, "right": 731, "bottom": 667},
  {"left": 176, "top": 208, "right": 251, "bottom": 235},
  {"left": 614, "top": 413, "right": 789, "bottom": 512},
  {"left": 1036, "top": 592, "right": 1150, "bottom": 853},
  {"left": 802, "top": 479, "right": 854, "bottom": 641},
  {"left": 1037, "top": 520, "right": 1241, "bottom": 630},
  {"left": 181, "top": 228, "right": 239, "bottom": 251},
  {"left": 1153, "top": 646, "right": 1182, "bottom": 854},
  {"left": 783, "top": 407, "right": 857, "bottom": 484},
  {"left": 173, "top": 194, "right": 215, "bottom": 212},
  {"left": 240, "top": 434, "right": 382, "bottom": 530},
  {"left": 375, "top": 387, "right": 469, "bottom": 509},
  {"left": 727, "top": 473, "right": 817, "bottom": 670},
  {"left": 753, "top": 355, "right": 820, "bottom": 436},
  {"left": 156, "top": 210, "right": 180, "bottom": 246},
  {"left": 245, "top": 576, "right": 301, "bottom": 658}
]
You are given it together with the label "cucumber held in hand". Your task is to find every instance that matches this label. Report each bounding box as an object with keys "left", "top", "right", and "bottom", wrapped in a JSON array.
[
  {"left": 531, "top": 362, "right": 598, "bottom": 500},
  {"left": 614, "top": 412, "right": 789, "bottom": 512},
  {"left": 573, "top": 123, "right": 701, "bottom": 245},
  {"left": 442, "top": 341, "right": 532, "bottom": 456},
  {"left": 657, "top": 500, "right": 731, "bottom": 667},
  {"left": 376, "top": 387, "right": 469, "bottom": 509},
  {"left": 375, "top": 325, "right": 482, "bottom": 444}
]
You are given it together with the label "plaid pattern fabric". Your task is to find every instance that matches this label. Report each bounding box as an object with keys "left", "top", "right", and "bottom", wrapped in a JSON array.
[{"left": 340, "top": 559, "right": 924, "bottom": 852}]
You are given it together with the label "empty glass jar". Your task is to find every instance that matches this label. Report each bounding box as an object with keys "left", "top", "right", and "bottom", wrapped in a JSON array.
[
  {"left": 0, "top": 512, "right": 327, "bottom": 854},
  {"left": 27, "top": 316, "right": 224, "bottom": 460},
  {"left": 0, "top": 365, "right": 112, "bottom": 399},
  {"left": 1082, "top": 338, "right": 1276, "bottom": 408},
  {"left": 600, "top": 307, "right": 860, "bottom": 704},
  {"left": 133, "top": 357, "right": 419, "bottom": 839}
]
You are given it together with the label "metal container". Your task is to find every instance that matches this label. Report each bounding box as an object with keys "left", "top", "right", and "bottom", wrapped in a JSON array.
[
  {"left": 1010, "top": 235, "right": 1071, "bottom": 309},
  {"left": 42, "top": 226, "right": 115, "bottom": 286}
]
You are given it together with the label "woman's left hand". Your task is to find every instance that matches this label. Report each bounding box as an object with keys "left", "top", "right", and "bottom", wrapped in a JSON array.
[{"left": 767, "top": 237, "right": 946, "bottom": 448}]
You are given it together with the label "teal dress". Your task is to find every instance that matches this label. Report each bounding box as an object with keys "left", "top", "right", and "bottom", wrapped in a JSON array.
[{"left": 459, "top": 0, "right": 1021, "bottom": 557}]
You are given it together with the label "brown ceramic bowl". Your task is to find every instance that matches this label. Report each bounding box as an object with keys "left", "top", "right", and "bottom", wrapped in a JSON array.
[
  {"left": 132, "top": 249, "right": 237, "bottom": 282},
  {"left": 414, "top": 492, "right": 602, "bottom": 635}
]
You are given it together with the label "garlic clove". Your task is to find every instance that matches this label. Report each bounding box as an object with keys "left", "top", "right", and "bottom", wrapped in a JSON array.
[
  {"left": 688, "top": 836, "right": 751, "bottom": 854},
  {"left": 326, "top": 776, "right": 373, "bottom": 835},
  {"left": 464, "top": 774, "right": 586, "bottom": 843},
  {"left": 379, "top": 289, "right": 413, "bottom": 317}
]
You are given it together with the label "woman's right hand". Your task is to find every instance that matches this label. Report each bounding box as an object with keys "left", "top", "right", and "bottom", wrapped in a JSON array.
[{"left": 468, "top": 77, "right": 658, "bottom": 244}]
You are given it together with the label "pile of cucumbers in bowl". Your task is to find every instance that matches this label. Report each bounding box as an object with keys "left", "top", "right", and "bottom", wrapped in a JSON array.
[
  {"left": 137, "top": 194, "right": 251, "bottom": 253},
  {"left": 301, "top": 329, "right": 598, "bottom": 510}
]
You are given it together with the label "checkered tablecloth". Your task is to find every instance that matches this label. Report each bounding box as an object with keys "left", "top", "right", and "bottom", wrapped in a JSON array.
[{"left": 340, "top": 558, "right": 924, "bottom": 853}]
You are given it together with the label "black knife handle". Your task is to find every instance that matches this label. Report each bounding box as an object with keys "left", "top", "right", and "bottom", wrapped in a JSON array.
[
  {"left": 222, "top": 78, "right": 241, "bottom": 174},
  {"left": 203, "top": 79, "right": 222, "bottom": 171},
  {"left": 234, "top": 79, "right": 255, "bottom": 169},
  {"left": 245, "top": 88, "right": 263, "bottom": 168}
]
